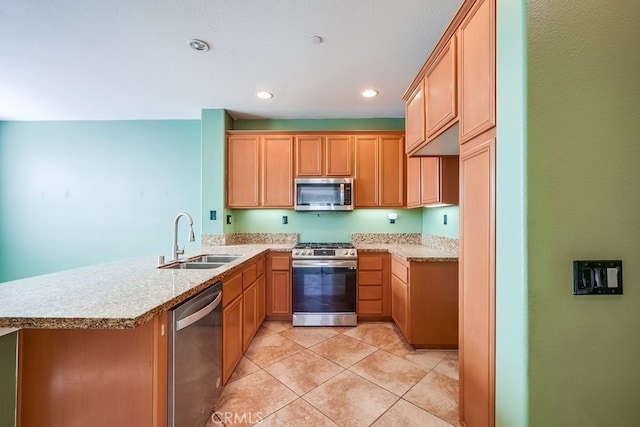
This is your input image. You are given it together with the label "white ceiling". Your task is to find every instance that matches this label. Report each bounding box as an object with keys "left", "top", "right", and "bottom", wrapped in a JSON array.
[{"left": 0, "top": 0, "right": 462, "bottom": 121}]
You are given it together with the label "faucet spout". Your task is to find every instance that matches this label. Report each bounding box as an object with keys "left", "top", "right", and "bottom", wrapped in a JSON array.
[{"left": 172, "top": 212, "right": 195, "bottom": 261}]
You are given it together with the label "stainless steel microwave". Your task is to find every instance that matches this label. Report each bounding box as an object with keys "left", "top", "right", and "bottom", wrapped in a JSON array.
[{"left": 294, "top": 177, "right": 354, "bottom": 211}]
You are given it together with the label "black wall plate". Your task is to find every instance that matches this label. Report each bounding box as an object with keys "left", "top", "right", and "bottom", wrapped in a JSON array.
[{"left": 573, "top": 260, "right": 623, "bottom": 295}]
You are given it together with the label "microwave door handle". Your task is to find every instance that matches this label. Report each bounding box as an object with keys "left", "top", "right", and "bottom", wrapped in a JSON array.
[{"left": 340, "top": 183, "right": 345, "bottom": 206}]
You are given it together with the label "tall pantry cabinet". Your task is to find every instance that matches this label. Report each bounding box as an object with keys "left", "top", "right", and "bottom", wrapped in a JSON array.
[{"left": 403, "top": 0, "right": 496, "bottom": 425}]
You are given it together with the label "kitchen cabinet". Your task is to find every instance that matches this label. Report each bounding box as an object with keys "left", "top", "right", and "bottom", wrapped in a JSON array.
[
  {"left": 406, "top": 156, "right": 459, "bottom": 208},
  {"left": 18, "top": 313, "right": 168, "bottom": 426},
  {"left": 459, "top": 128, "right": 496, "bottom": 426},
  {"left": 426, "top": 35, "right": 458, "bottom": 139},
  {"left": 354, "top": 134, "right": 405, "bottom": 207},
  {"left": 222, "top": 272, "right": 244, "bottom": 384},
  {"left": 227, "top": 135, "right": 260, "bottom": 207},
  {"left": 458, "top": 0, "right": 495, "bottom": 144},
  {"left": 266, "top": 252, "right": 292, "bottom": 320},
  {"left": 405, "top": 79, "right": 426, "bottom": 154},
  {"left": 222, "top": 255, "right": 266, "bottom": 383},
  {"left": 357, "top": 252, "right": 391, "bottom": 320},
  {"left": 390, "top": 256, "right": 458, "bottom": 348},
  {"left": 295, "top": 135, "right": 353, "bottom": 177},
  {"left": 226, "top": 134, "right": 294, "bottom": 208}
]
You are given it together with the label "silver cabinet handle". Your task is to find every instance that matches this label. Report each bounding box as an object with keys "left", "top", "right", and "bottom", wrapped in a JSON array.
[{"left": 176, "top": 291, "right": 222, "bottom": 331}]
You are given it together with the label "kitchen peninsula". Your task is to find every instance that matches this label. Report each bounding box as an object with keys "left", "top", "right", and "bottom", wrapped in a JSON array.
[{"left": 0, "top": 235, "right": 457, "bottom": 426}]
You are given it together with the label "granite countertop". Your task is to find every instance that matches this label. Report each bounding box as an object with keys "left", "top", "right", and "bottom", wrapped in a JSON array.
[
  {"left": 355, "top": 244, "right": 459, "bottom": 262},
  {"left": 0, "top": 244, "right": 293, "bottom": 330}
]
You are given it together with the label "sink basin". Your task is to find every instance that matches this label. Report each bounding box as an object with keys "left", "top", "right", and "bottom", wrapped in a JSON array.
[
  {"left": 187, "top": 255, "right": 243, "bottom": 263},
  {"left": 161, "top": 262, "right": 226, "bottom": 270},
  {"left": 158, "top": 254, "right": 243, "bottom": 270}
]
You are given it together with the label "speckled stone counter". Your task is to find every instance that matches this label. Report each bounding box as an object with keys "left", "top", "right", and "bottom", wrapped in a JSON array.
[
  {"left": 0, "top": 244, "right": 294, "bottom": 330},
  {"left": 352, "top": 233, "right": 458, "bottom": 262}
]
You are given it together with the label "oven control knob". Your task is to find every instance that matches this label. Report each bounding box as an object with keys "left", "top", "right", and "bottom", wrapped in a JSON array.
[
  {"left": 343, "top": 250, "right": 348, "bottom": 255},
  {"left": 306, "top": 250, "right": 312, "bottom": 255},
  {"left": 293, "top": 250, "right": 298, "bottom": 256},
  {"left": 350, "top": 250, "right": 355, "bottom": 256}
]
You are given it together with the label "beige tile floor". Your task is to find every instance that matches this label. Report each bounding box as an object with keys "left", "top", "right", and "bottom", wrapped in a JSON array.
[{"left": 207, "top": 321, "right": 459, "bottom": 427}]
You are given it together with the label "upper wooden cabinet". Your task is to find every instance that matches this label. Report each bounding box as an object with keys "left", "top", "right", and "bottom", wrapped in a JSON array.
[
  {"left": 458, "top": 0, "right": 496, "bottom": 143},
  {"left": 405, "top": 79, "right": 426, "bottom": 154},
  {"left": 406, "top": 156, "right": 459, "bottom": 208},
  {"left": 227, "top": 134, "right": 293, "bottom": 208},
  {"left": 227, "top": 135, "right": 260, "bottom": 207},
  {"left": 354, "top": 134, "right": 405, "bottom": 207},
  {"left": 426, "top": 36, "right": 458, "bottom": 138},
  {"left": 262, "top": 135, "right": 294, "bottom": 207},
  {"left": 295, "top": 135, "right": 353, "bottom": 177}
]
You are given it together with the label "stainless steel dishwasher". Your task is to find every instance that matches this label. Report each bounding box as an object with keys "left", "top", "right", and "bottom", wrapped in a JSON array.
[{"left": 168, "top": 282, "right": 222, "bottom": 427}]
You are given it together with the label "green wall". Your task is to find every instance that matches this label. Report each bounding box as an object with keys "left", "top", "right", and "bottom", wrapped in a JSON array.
[
  {"left": 527, "top": 0, "right": 640, "bottom": 424},
  {"left": 0, "top": 332, "right": 17, "bottom": 427},
  {"left": 0, "top": 120, "right": 201, "bottom": 282},
  {"left": 421, "top": 205, "right": 459, "bottom": 238}
]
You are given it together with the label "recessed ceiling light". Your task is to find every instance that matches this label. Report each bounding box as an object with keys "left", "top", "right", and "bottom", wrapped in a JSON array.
[
  {"left": 187, "top": 39, "right": 209, "bottom": 51},
  {"left": 310, "top": 36, "right": 323, "bottom": 44},
  {"left": 362, "top": 89, "right": 378, "bottom": 98},
  {"left": 257, "top": 91, "right": 273, "bottom": 100}
]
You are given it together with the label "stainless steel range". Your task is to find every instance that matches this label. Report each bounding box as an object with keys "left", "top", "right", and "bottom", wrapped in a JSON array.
[{"left": 292, "top": 242, "right": 357, "bottom": 326}]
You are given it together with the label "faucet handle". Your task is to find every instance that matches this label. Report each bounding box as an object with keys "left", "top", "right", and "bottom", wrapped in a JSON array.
[{"left": 176, "top": 247, "right": 185, "bottom": 256}]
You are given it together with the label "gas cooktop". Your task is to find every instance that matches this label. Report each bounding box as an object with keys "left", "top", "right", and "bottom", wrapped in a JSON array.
[{"left": 292, "top": 242, "right": 357, "bottom": 259}]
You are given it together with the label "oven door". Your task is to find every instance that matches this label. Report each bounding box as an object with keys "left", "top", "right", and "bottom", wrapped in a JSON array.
[{"left": 292, "top": 259, "right": 357, "bottom": 318}]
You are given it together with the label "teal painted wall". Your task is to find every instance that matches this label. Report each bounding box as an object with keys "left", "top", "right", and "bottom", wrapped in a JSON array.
[
  {"left": 0, "top": 332, "right": 17, "bottom": 427},
  {"left": 231, "top": 208, "right": 422, "bottom": 242},
  {"left": 527, "top": 0, "right": 640, "bottom": 425},
  {"left": 0, "top": 120, "right": 201, "bottom": 282},
  {"left": 421, "top": 205, "right": 459, "bottom": 238},
  {"left": 496, "top": 0, "right": 528, "bottom": 425},
  {"left": 233, "top": 118, "right": 404, "bottom": 131}
]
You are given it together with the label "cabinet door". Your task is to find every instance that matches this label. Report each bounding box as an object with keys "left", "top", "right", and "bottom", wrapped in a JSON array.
[
  {"left": 295, "top": 136, "right": 324, "bottom": 176},
  {"left": 354, "top": 136, "right": 379, "bottom": 207},
  {"left": 267, "top": 253, "right": 292, "bottom": 318},
  {"left": 222, "top": 296, "right": 243, "bottom": 384},
  {"left": 458, "top": 0, "right": 495, "bottom": 144},
  {"left": 405, "top": 79, "right": 426, "bottom": 153},
  {"left": 420, "top": 157, "right": 440, "bottom": 204},
  {"left": 426, "top": 36, "right": 457, "bottom": 138},
  {"left": 242, "top": 282, "right": 257, "bottom": 351},
  {"left": 459, "top": 129, "right": 496, "bottom": 426},
  {"left": 406, "top": 157, "right": 422, "bottom": 208},
  {"left": 391, "top": 274, "right": 409, "bottom": 337},
  {"left": 227, "top": 136, "right": 260, "bottom": 207},
  {"left": 325, "top": 136, "right": 353, "bottom": 176},
  {"left": 379, "top": 136, "right": 404, "bottom": 207},
  {"left": 262, "top": 135, "right": 294, "bottom": 207}
]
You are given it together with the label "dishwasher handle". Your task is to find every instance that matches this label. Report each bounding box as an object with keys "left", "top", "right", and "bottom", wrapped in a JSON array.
[{"left": 176, "top": 290, "right": 222, "bottom": 331}]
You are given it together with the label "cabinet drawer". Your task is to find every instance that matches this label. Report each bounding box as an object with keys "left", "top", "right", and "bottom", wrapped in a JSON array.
[
  {"left": 359, "top": 255, "right": 383, "bottom": 270},
  {"left": 223, "top": 272, "right": 243, "bottom": 306},
  {"left": 359, "top": 300, "right": 383, "bottom": 315},
  {"left": 243, "top": 262, "right": 257, "bottom": 289},
  {"left": 358, "top": 271, "right": 383, "bottom": 286},
  {"left": 270, "top": 254, "right": 291, "bottom": 270},
  {"left": 391, "top": 258, "right": 409, "bottom": 283},
  {"left": 359, "top": 285, "right": 383, "bottom": 300}
]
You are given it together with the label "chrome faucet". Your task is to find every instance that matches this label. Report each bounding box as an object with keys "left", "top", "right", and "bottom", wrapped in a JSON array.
[{"left": 172, "top": 212, "right": 195, "bottom": 261}]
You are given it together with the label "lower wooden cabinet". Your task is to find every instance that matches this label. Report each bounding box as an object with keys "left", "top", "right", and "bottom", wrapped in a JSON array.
[
  {"left": 266, "top": 252, "right": 292, "bottom": 320},
  {"left": 222, "top": 293, "right": 243, "bottom": 384},
  {"left": 390, "top": 256, "right": 458, "bottom": 348},
  {"left": 222, "top": 254, "right": 266, "bottom": 384},
  {"left": 357, "top": 252, "right": 391, "bottom": 320},
  {"left": 18, "top": 313, "right": 168, "bottom": 426}
]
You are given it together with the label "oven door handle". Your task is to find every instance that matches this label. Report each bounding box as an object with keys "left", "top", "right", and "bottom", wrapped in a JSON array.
[{"left": 292, "top": 260, "right": 357, "bottom": 268}]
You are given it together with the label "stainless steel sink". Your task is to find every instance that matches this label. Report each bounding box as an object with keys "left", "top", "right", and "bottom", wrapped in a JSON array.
[
  {"left": 159, "top": 254, "right": 243, "bottom": 270},
  {"left": 161, "top": 262, "right": 226, "bottom": 269},
  {"left": 187, "top": 255, "right": 243, "bottom": 263}
]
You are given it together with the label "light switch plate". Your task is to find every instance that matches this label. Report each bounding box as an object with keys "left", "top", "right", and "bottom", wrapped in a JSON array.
[{"left": 573, "top": 260, "right": 623, "bottom": 295}]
